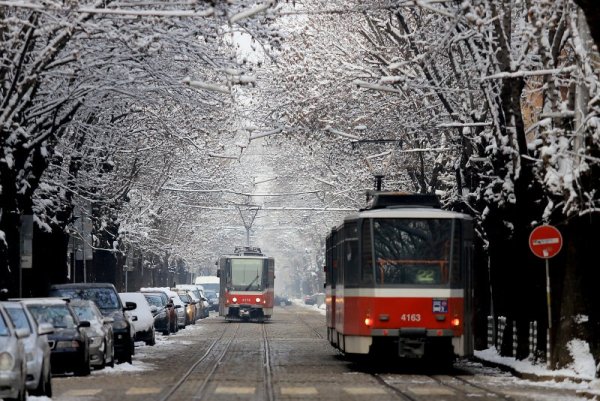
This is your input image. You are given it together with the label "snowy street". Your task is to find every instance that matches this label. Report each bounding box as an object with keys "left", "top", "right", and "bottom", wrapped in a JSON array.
[{"left": 42, "top": 305, "right": 594, "bottom": 401}]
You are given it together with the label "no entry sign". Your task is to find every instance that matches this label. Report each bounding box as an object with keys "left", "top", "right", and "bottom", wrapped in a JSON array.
[{"left": 529, "top": 225, "right": 563, "bottom": 259}]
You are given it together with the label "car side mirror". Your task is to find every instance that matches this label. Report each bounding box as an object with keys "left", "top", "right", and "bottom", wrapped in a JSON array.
[
  {"left": 201, "top": 297, "right": 208, "bottom": 301},
  {"left": 167, "top": 303, "right": 174, "bottom": 308},
  {"left": 124, "top": 301, "right": 137, "bottom": 311},
  {"left": 174, "top": 305, "right": 182, "bottom": 309},
  {"left": 131, "top": 315, "right": 138, "bottom": 321},
  {"left": 103, "top": 317, "right": 114, "bottom": 324},
  {"left": 150, "top": 306, "right": 158, "bottom": 314},
  {"left": 37, "top": 323, "right": 54, "bottom": 336},
  {"left": 216, "top": 269, "right": 220, "bottom": 277},
  {"left": 78, "top": 321, "right": 91, "bottom": 328}
]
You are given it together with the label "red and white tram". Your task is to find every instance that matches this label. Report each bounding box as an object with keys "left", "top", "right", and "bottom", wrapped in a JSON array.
[
  {"left": 217, "top": 246, "right": 275, "bottom": 322},
  {"left": 325, "top": 192, "right": 474, "bottom": 363}
]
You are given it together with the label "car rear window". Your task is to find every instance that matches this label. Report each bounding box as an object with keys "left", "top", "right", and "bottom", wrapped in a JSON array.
[
  {"left": 27, "top": 305, "right": 77, "bottom": 329},
  {"left": 5, "top": 306, "right": 32, "bottom": 333},
  {"left": 52, "top": 287, "right": 121, "bottom": 310},
  {"left": 144, "top": 295, "right": 163, "bottom": 307}
]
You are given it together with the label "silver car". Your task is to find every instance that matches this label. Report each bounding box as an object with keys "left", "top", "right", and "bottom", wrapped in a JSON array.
[
  {"left": 2, "top": 301, "right": 53, "bottom": 397},
  {"left": 0, "top": 304, "right": 28, "bottom": 401},
  {"left": 70, "top": 300, "right": 115, "bottom": 369}
]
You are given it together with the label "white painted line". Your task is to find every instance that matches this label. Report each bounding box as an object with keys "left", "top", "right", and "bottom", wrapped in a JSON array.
[
  {"left": 62, "top": 389, "right": 102, "bottom": 396},
  {"left": 126, "top": 387, "right": 162, "bottom": 395},
  {"left": 214, "top": 386, "right": 256, "bottom": 394},
  {"left": 343, "top": 387, "right": 388, "bottom": 395},
  {"left": 408, "top": 386, "right": 455, "bottom": 396},
  {"left": 281, "top": 387, "right": 319, "bottom": 395}
]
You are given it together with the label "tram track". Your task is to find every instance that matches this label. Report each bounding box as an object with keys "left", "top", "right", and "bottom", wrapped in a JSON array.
[
  {"left": 430, "top": 373, "right": 517, "bottom": 400},
  {"left": 262, "top": 322, "right": 275, "bottom": 401},
  {"left": 158, "top": 323, "right": 240, "bottom": 401}
]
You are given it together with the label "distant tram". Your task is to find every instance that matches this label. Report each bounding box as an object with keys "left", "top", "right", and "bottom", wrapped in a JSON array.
[
  {"left": 217, "top": 247, "right": 275, "bottom": 322},
  {"left": 325, "top": 192, "right": 474, "bottom": 364}
]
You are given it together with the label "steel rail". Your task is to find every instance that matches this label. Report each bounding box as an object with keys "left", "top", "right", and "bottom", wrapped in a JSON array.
[
  {"left": 158, "top": 323, "right": 240, "bottom": 401},
  {"left": 261, "top": 323, "right": 275, "bottom": 401}
]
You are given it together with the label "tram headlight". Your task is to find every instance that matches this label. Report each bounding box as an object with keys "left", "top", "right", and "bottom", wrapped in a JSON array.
[
  {"left": 364, "top": 317, "right": 373, "bottom": 327},
  {"left": 256, "top": 297, "right": 261, "bottom": 303},
  {"left": 451, "top": 317, "right": 461, "bottom": 327},
  {"left": 232, "top": 297, "right": 238, "bottom": 303}
]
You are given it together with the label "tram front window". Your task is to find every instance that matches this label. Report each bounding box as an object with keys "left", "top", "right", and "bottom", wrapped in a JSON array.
[
  {"left": 230, "top": 259, "right": 264, "bottom": 291},
  {"left": 372, "top": 218, "right": 454, "bottom": 286}
]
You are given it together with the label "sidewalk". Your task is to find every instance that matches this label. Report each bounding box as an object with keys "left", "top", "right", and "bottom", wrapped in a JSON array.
[{"left": 474, "top": 347, "right": 600, "bottom": 399}]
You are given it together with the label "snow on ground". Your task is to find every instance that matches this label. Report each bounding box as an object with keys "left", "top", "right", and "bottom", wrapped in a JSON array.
[{"left": 292, "top": 298, "right": 326, "bottom": 315}]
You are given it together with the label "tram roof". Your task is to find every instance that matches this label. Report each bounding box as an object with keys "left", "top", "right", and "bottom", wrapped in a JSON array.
[{"left": 344, "top": 207, "right": 472, "bottom": 221}]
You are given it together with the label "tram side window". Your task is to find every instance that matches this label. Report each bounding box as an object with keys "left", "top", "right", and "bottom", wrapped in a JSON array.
[
  {"left": 336, "top": 227, "right": 344, "bottom": 285},
  {"left": 450, "top": 220, "right": 463, "bottom": 286},
  {"left": 361, "top": 220, "right": 374, "bottom": 285},
  {"left": 344, "top": 222, "right": 360, "bottom": 287}
]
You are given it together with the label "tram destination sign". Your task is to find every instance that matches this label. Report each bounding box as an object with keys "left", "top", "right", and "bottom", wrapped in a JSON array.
[{"left": 529, "top": 225, "right": 563, "bottom": 259}]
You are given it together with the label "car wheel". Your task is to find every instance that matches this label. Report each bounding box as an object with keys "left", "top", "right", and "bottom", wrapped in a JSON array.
[
  {"left": 32, "top": 362, "right": 52, "bottom": 396},
  {"left": 75, "top": 357, "right": 91, "bottom": 376},
  {"left": 146, "top": 329, "right": 156, "bottom": 346},
  {"left": 108, "top": 344, "right": 115, "bottom": 368}
]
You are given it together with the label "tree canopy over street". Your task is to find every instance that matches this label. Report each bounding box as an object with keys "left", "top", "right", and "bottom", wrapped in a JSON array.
[{"left": 1, "top": 0, "right": 599, "bottom": 374}]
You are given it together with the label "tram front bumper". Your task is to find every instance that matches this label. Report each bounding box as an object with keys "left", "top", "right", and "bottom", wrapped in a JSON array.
[{"left": 370, "top": 328, "right": 456, "bottom": 359}]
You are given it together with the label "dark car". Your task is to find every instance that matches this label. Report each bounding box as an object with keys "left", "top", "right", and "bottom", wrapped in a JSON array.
[
  {"left": 142, "top": 293, "right": 170, "bottom": 336},
  {"left": 20, "top": 298, "right": 92, "bottom": 376},
  {"left": 48, "top": 283, "right": 136, "bottom": 364},
  {"left": 203, "top": 290, "right": 219, "bottom": 312},
  {"left": 275, "top": 295, "right": 292, "bottom": 306},
  {"left": 140, "top": 289, "right": 178, "bottom": 333}
]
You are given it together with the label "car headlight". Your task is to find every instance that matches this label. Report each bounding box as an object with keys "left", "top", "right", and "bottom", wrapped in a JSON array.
[
  {"left": 90, "top": 336, "right": 103, "bottom": 347},
  {"left": 56, "top": 340, "right": 80, "bottom": 349},
  {"left": 0, "top": 352, "right": 14, "bottom": 370},
  {"left": 112, "top": 320, "right": 129, "bottom": 330}
]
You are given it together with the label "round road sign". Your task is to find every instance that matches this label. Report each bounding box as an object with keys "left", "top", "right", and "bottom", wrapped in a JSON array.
[{"left": 529, "top": 225, "right": 563, "bottom": 259}]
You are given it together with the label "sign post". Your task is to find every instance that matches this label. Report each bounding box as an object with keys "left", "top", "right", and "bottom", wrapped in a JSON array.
[{"left": 529, "top": 224, "right": 563, "bottom": 366}]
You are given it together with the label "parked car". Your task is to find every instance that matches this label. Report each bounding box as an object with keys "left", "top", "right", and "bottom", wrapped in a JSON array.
[
  {"left": 204, "top": 290, "right": 219, "bottom": 312},
  {"left": 0, "top": 303, "right": 29, "bottom": 401},
  {"left": 304, "top": 294, "right": 316, "bottom": 305},
  {"left": 70, "top": 300, "right": 115, "bottom": 369},
  {"left": 2, "top": 301, "right": 53, "bottom": 396},
  {"left": 48, "top": 283, "right": 136, "bottom": 364},
  {"left": 174, "top": 285, "right": 206, "bottom": 319},
  {"left": 275, "top": 295, "right": 292, "bottom": 306},
  {"left": 119, "top": 293, "right": 156, "bottom": 346},
  {"left": 142, "top": 292, "right": 171, "bottom": 335},
  {"left": 141, "top": 288, "right": 185, "bottom": 330},
  {"left": 176, "top": 292, "right": 196, "bottom": 325},
  {"left": 20, "top": 298, "right": 91, "bottom": 376}
]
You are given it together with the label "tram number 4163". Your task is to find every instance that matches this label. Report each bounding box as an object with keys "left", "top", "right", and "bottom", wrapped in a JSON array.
[{"left": 400, "top": 314, "right": 421, "bottom": 322}]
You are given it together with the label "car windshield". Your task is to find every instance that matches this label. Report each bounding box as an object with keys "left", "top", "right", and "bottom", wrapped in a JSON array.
[
  {"left": 178, "top": 294, "right": 190, "bottom": 303},
  {"left": 27, "top": 305, "right": 77, "bottom": 329},
  {"left": 204, "top": 290, "right": 217, "bottom": 299},
  {"left": 53, "top": 288, "right": 121, "bottom": 310},
  {"left": 144, "top": 295, "right": 163, "bottom": 308},
  {"left": 5, "top": 306, "right": 32, "bottom": 333},
  {"left": 0, "top": 313, "right": 8, "bottom": 336},
  {"left": 230, "top": 259, "right": 264, "bottom": 291},
  {"left": 72, "top": 305, "right": 100, "bottom": 323}
]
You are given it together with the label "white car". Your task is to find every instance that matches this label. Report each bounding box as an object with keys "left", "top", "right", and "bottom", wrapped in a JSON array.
[
  {"left": 2, "top": 301, "right": 53, "bottom": 396},
  {"left": 0, "top": 304, "right": 29, "bottom": 401},
  {"left": 119, "top": 293, "right": 156, "bottom": 345}
]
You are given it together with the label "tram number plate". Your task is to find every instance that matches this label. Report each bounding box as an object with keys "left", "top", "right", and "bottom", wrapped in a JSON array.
[{"left": 400, "top": 314, "right": 421, "bottom": 322}]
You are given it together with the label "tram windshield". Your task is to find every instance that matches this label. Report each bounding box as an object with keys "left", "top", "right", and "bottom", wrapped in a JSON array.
[
  {"left": 372, "top": 218, "right": 454, "bottom": 286},
  {"left": 230, "top": 259, "right": 264, "bottom": 291}
]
